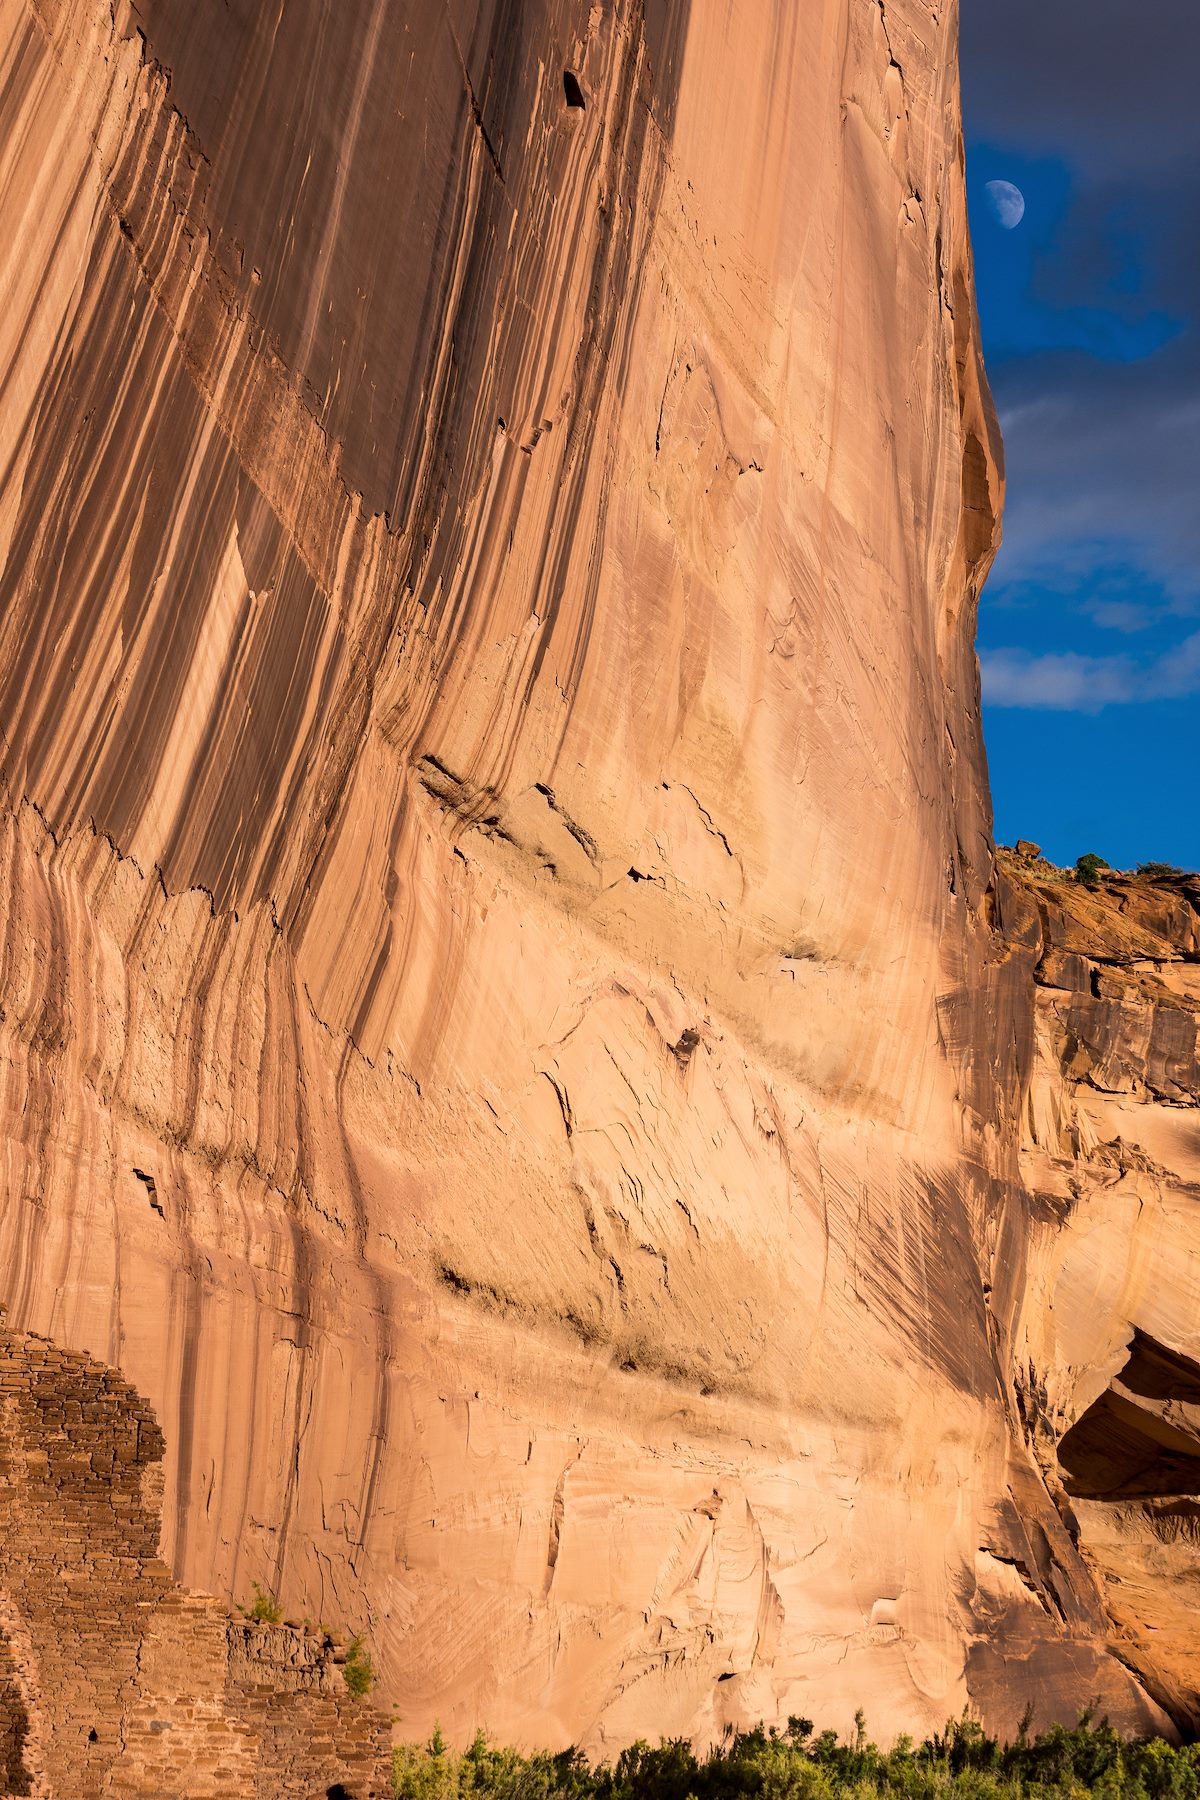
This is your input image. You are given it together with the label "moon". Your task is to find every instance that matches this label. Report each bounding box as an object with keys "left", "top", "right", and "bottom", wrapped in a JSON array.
[{"left": 985, "top": 179, "right": 1026, "bottom": 230}]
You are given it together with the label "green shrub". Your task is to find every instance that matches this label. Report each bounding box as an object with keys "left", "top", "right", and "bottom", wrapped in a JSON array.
[
  {"left": 343, "top": 1635, "right": 376, "bottom": 1697},
  {"left": 239, "top": 1581, "right": 283, "bottom": 1624},
  {"left": 1075, "top": 853, "right": 1110, "bottom": 889},
  {"left": 1136, "top": 862, "right": 1185, "bottom": 881},
  {"left": 393, "top": 1732, "right": 458, "bottom": 1800},
  {"left": 392, "top": 1715, "right": 1200, "bottom": 1800}
]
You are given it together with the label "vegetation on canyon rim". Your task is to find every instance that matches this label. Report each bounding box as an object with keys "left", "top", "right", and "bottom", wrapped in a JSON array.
[
  {"left": 392, "top": 1715, "right": 1200, "bottom": 1800},
  {"left": 1075, "top": 853, "right": 1111, "bottom": 889},
  {"left": 1002, "top": 845, "right": 1191, "bottom": 886}
]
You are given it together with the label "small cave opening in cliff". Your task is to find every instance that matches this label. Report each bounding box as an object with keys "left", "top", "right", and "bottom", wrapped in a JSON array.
[
  {"left": 1059, "top": 1330, "right": 1200, "bottom": 1500},
  {"left": 132, "top": 1167, "right": 164, "bottom": 1217},
  {"left": 563, "top": 70, "right": 585, "bottom": 109}
]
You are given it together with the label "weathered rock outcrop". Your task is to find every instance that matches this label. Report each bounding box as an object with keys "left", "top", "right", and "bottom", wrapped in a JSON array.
[
  {"left": 998, "top": 858, "right": 1200, "bottom": 1734},
  {"left": 0, "top": 0, "right": 1195, "bottom": 1757},
  {"left": 0, "top": 1313, "right": 390, "bottom": 1798}
]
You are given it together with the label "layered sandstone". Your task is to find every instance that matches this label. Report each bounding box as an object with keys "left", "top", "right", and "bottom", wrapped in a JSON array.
[
  {"left": 998, "top": 856, "right": 1200, "bottom": 1733},
  {"left": 0, "top": 0, "right": 1194, "bottom": 1758}
]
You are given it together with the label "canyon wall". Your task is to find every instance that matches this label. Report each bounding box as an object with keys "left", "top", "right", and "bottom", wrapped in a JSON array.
[
  {"left": 1000, "top": 858, "right": 1200, "bottom": 1735},
  {"left": 0, "top": 0, "right": 1194, "bottom": 1754}
]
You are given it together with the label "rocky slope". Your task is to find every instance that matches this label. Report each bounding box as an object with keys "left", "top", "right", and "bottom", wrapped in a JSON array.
[
  {"left": 0, "top": 0, "right": 1194, "bottom": 1753},
  {"left": 998, "top": 855, "right": 1200, "bottom": 1734}
]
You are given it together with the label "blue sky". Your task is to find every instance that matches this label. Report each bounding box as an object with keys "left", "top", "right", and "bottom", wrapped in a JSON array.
[{"left": 960, "top": 2, "right": 1200, "bottom": 871}]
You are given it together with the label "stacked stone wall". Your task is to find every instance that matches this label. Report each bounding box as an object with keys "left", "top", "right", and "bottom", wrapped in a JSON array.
[
  {"left": 0, "top": 1319, "right": 389, "bottom": 1799},
  {"left": 228, "top": 1625, "right": 390, "bottom": 1800}
]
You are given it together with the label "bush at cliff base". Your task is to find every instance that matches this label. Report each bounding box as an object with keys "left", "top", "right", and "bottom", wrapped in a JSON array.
[{"left": 393, "top": 1714, "right": 1200, "bottom": 1800}]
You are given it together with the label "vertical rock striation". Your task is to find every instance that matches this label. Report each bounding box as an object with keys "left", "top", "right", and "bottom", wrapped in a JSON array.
[{"left": 0, "top": 0, "right": 1189, "bottom": 1751}]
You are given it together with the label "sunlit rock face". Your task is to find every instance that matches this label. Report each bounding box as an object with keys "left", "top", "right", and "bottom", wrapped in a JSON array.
[
  {"left": 1003, "top": 860, "right": 1200, "bottom": 1734},
  {"left": 0, "top": 0, "right": 1181, "bottom": 1750}
]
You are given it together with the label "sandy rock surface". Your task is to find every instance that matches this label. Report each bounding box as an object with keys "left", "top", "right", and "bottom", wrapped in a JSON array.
[
  {"left": 0, "top": 0, "right": 1196, "bottom": 1750},
  {"left": 1001, "top": 858, "right": 1200, "bottom": 1734}
]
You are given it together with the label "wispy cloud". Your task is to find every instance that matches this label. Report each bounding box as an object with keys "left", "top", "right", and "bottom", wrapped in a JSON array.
[
  {"left": 990, "top": 338, "right": 1200, "bottom": 613},
  {"left": 982, "top": 631, "right": 1200, "bottom": 710},
  {"left": 1087, "top": 600, "right": 1157, "bottom": 634}
]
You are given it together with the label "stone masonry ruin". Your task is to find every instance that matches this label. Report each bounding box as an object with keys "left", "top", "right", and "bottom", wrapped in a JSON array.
[{"left": 0, "top": 1313, "right": 389, "bottom": 1799}]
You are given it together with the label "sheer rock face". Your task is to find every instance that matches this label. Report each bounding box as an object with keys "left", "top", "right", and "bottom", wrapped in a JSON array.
[
  {"left": 0, "top": 0, "right": 1184, "bottom": 1751},
  {"left": 1002, "top": 861, "right": 1200, "bottom": 1734}
]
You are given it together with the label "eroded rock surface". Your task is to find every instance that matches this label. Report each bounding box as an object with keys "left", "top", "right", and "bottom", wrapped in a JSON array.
[
  {"left": 999, "top": 859, "right": 1200, "bottom": 1734},
  {"left": 0, "top": 0, "right": 1194, "bottom": 1753}
]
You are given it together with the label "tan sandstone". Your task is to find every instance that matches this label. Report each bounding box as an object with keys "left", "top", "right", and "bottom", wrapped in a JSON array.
[{"left": 0, "top": 0, "right": 1195, "bottom": 1763}]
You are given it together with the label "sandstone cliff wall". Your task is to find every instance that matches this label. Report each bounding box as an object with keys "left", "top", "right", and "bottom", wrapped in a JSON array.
[
  {"left": 997, "top": 859, "right": 1200, "bottom": 1735},
  {"left": 0, "top": 0, "right": 1186, "bottom": 1750}
]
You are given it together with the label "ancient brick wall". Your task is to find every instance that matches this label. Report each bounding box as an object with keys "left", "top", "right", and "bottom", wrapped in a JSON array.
[
  {"left": 227, "top": 1626, "right": 391, "bottom": 1800},
  {"left": 0, "top": 1318, "right": 389, "bottom": 1800}
]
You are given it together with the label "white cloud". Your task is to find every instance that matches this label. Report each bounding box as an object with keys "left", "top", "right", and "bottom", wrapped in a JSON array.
[
  {"left": 982, "top": 631, "right": 1200, "bottom": 710},
  {"left": 988, "top": 353, "right": 1200, "bottom": 615},
  {"left": 1087, "top": 600, "right": 1157, "bottom": 634}
]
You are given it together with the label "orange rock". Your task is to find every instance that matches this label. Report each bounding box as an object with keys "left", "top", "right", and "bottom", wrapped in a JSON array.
[{"left": 0, "top": 0, "right": 1195, "bottom": 1755}]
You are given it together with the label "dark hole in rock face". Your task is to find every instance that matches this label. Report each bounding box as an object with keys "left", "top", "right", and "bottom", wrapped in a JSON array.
[
  {"left": 563, "top": 69, "right": 585, "bottom": 109},
  {"left": 1059, "top": 1330, "right": 1200, "bottom": 1500},
  {"left": 88, "top": 1727, "right": 98, "bottom": 1742},
  {"left": 326, "top": 1786, "right": 356, "bottom": 1800},
  {"left": 132, "top": 1167, "right": 164, "bottom": 1217}
]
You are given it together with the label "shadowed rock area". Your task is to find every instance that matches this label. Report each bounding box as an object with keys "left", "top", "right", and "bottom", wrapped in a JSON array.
[{"left": 0, "top": 0, "right": 1197, "bottom": 1760}]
